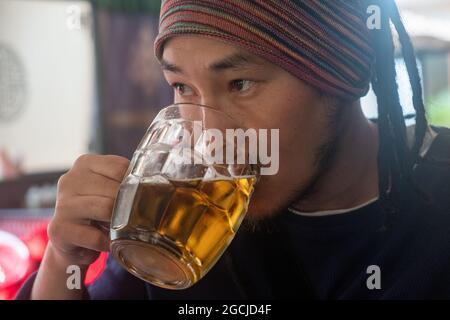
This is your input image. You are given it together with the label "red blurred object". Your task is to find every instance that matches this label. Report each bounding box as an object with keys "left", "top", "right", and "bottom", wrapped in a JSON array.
[
  {"left": 22, "top": 223, "right": 48, "bottom": 261},
  {"left": 0, "top": 231, "right": 31, "bottom": 297},
  {"left": 85, "top": 252, "right": 108, "bottom": 285},
  {"left": 0, "top": 214, "right": 108, "bottom": 299}
]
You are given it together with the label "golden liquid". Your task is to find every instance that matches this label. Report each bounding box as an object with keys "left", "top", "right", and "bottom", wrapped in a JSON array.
[{"left": 111, "top": 176, "right": 256, "bottom": 284}]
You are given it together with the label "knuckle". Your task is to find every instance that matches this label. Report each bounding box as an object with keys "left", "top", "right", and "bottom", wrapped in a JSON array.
[
  {"left": 47, "top": 219, "right": 62, "bottom": 242},
  {"left": 54, "top": 198, "right": 69, "bottom": 214},
  {"left": 57, "top": 173, "right": 70, "bottom": 190},
  {"left": 74, "top": 154, "right": 93, "bottom": 167}
]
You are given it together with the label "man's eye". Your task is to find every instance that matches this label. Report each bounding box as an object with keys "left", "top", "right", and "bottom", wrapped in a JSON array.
[
  {"left": 171, "top": 83, "right": 194, "bottom": 96},
  {"left": 230, "top": 79, "right": 254, "bottom": 92}
]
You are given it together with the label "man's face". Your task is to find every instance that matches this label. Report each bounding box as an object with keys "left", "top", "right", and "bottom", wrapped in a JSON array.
[{"left": 161, "top": 35, "right": 339, "bottom": 219}]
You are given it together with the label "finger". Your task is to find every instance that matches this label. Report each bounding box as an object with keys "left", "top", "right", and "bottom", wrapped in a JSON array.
[
  {"left": 59, "top": 171, "right": 121, "bottom": 199},
  {"left": 90, "top": 220, "right": 111, "bottom": 235},
  {"left": 56, "top": 195, "right": 114, "bottom": 223},
  {"left": 74, "top": 154, "right": 130, "bottom": 183},
  {"left": 56, "top": 223, "right": 110, "bottom": 253}
]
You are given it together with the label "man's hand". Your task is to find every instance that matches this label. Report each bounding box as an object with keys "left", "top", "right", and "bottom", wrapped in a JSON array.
[
  {"left": 47, "top": 154, "right": 130, "bottom": 266},
  {"left": 31, "top": 154, "right": 129, "bottom": 300}
]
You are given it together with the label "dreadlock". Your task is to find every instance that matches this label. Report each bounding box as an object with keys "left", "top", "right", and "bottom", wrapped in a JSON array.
[{"left": 368, "top": 0, "right": 430, "bottom": 227}]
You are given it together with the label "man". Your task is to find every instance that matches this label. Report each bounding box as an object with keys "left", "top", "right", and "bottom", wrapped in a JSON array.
[{"left": 18, "top": 0, "right": 450, "bottom": 299}]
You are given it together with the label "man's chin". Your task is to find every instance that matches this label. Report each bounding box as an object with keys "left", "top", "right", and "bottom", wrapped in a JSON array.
[
  {"left": 243, "top": 179, "right": 311, "bottom": 224},
  {"left": 245, "top": 194, "right": 288, "bottom": 222}
]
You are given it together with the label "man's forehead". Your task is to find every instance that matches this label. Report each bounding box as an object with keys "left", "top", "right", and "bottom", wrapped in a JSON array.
[{"left": 160, "top": 37, "right": 268, "bottom": 74}]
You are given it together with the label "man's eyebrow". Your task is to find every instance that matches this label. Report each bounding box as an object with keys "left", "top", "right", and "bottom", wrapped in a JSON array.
[
  {"left": 160, "top": 59, "right": 183, "bottom": 74},
  {"left": 160, "top": 52, "right": 263, "bottom": 74},
  {"left": 208, "top": 52, "right": 263, "bottom": 71}
]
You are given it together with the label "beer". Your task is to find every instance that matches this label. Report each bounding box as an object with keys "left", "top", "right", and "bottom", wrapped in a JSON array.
[
  {"left": 110, "top": 103, "right": 260, "bottom": 290},
  {"left": 110, "top": 174, "right": 256, "bottom": 289}
]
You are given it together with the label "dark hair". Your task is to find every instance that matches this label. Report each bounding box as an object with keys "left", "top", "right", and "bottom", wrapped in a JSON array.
[{"left": 369, "top": 0, "right": 429, "bottom": 227}]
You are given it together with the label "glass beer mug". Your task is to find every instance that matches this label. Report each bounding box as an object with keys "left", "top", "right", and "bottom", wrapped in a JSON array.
[{"left": 110, "top": 103, "right": 259, "bottom": 289}]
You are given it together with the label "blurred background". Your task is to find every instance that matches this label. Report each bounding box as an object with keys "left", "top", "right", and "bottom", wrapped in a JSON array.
[{"left": 0, "top": 0, "right": 449, "bottom": 299}]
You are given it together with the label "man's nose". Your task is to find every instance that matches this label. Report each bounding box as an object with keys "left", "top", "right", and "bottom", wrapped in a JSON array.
[{"left": 199, "top": 95, "right": 226, "bottom": 111}]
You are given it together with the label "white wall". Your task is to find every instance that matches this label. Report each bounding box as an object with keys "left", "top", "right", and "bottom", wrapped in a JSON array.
[{"left": 0, "top": 0, "right": 95, "bottom": 175}]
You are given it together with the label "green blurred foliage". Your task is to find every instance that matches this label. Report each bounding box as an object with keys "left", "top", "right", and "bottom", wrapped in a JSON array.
[{"left": 427, "top": 90, "right": 450, "bottom": 128}]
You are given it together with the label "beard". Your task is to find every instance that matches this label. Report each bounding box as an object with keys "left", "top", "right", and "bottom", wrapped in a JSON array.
[{"left": 243, "top": 104, "right": 344, "bottom": 231}]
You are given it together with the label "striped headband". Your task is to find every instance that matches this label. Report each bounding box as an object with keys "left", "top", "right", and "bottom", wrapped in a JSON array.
[{"left": 154, "top": 0, "right": 375, "bottom": 100}]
